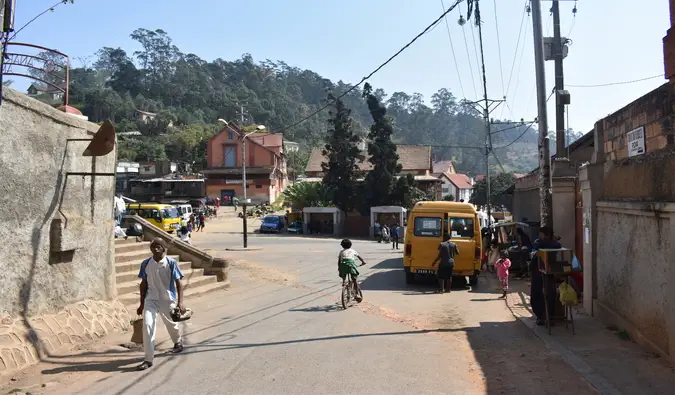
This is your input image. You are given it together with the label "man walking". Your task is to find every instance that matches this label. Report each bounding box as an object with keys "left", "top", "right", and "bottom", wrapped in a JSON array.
[
  {"left": 114, "top": 193, "right": 126, "bottom": 226},
  {"left": 431, "top": 233, "right": 460, "bottom": 293},
  {"left": 136, "top": 238, "right": 185, "bottom": 371}
]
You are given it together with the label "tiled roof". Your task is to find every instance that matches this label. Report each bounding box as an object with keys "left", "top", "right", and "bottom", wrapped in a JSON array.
[
  {"left": 432, "top": 160, "right": 454, "bottom": 174},
  {"left": 446, "top": 173, "right": 473, "bottom": 189},
  {"left": 305, "top": 145, "right": 431, "bottom": 174}
]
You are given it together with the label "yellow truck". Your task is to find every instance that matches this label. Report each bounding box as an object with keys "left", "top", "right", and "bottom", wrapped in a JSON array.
[{"left": 403, "top": 201, "right": 483, "bottom": 286}]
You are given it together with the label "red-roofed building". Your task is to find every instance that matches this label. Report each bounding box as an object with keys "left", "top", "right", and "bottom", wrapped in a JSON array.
[
  {"left": 202, "top": 124, "right": 288, "bottom": 204},
  {"left": 438, "top": 173, "right": 474, "bottom": 202}
]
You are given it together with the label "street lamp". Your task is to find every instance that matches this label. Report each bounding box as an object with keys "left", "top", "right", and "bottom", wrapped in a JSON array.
[{"left": 217, "top": 119, "right": 266, "bottom": 248}]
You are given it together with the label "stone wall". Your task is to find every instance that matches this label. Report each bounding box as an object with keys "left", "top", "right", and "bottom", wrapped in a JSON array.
[{"left": 0, "top": 88, "right": 124, "bottom": 373}]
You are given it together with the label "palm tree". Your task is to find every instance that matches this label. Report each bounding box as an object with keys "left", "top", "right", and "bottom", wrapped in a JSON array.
[{"left": 283, "top": 182, "right": 332, "bottom": 210}]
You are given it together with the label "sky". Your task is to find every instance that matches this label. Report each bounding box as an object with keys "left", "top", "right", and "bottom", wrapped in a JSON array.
[{"left": 4, "top": 0, "right": 671, "bottom": 135}]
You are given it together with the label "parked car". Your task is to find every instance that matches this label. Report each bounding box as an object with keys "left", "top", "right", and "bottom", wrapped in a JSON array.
[{"left": 260, "top": 215, "right": 284, "bottom": 233}]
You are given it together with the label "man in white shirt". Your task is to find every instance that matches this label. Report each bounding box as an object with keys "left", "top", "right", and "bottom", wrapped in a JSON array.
[
  {"left": 136, "top": 238, "right": 186, "bottom": 371},
  {"left": 114, "top": 193, "right": 126, "bottom": 226}
]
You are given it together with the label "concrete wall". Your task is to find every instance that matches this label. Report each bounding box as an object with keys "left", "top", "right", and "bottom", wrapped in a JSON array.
[
  {"left": 0, "top": 88, "right": 117, "bottom": 317},
  {"left": 594, "top": 201, "right": 674, "bottom": 357}
]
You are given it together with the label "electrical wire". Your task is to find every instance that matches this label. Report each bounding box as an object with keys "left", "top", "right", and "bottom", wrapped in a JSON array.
[
  {"left": 8, "top": 1, "right": 74, "bottom": 42},
  {"left": 492, "top": 0, "right": 505, "bottom": 97},
  {"left": 567, "top": 74, "right": 663, "bottom": 88},
  {"left": 509, "top": 13, "right": 530, "bottom": 116},
  {"left": 276, "top": 0, "right": 466, "bottom": 134},
  {"left": 502, "top": 0, "right": 529, "bottom": 114},
  {"left": 494, "top": 122, "right": 536, "bottom": 149},
  {"left": 459, "top": 5, "right": 479, "bottom": 99},
  {"left": 440, "top": 0, "right": 466, "bottom": 100},
  {"left": 468, "top": 16, "right": 483, "bottom": 92}
]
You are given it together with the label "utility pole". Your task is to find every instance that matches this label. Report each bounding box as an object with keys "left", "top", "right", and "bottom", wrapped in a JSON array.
[
  {"left": 531, "top": 0, "right": 553, "bottom": 229},
  {"left": 469, "top": 0, "right": 504, "bottom": 232},
  {"left": 552, "top": 0, "right": 567, "bottom": 158}
]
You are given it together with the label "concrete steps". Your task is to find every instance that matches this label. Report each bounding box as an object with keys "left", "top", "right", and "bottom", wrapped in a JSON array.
[{"left": 114, "top": 239, "right": 227, "bottom": 306}]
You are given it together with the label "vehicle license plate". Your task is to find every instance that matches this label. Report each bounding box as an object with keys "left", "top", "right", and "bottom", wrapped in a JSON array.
[{"left": 415, "top": 269, "right": 435, "bottom": 275}]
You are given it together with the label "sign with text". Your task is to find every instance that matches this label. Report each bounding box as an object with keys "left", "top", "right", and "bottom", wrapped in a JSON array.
[
  {"left": 225, "top": 179, "right": 254, "bottom": 185},
  {"left": 627, "top": 126, "right": 645, "bottom": 157}
]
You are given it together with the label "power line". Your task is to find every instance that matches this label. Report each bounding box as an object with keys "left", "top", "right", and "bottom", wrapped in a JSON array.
[
  {"left": 277, "top": 0, "right": 466, "bottom": 134},
  {"left": 492, "top": 0, "right": 505, "bottom": 97},
  {"left": 459, "top": 5, "right": 479, "bottom": 99},
  {"left": 8, "top": 1, "right": 74, "bottom": 42},
  {"left": 467, "top": 16, "right": 483, "bottom": 91},
  {"left": 509, "top": 11, "right": 531, "bottom": 117},
  {"left": 567, "top": 74, "right": 663, "bottom": 88},
  {"left": 501, "top": 0, "right": 528, "bottom": 118},
  {"left": 440, "top": 0, "right": 466, "bottom": 100},
  {"left": 494, "top": 122, "right": 536, "bottom": 149}
]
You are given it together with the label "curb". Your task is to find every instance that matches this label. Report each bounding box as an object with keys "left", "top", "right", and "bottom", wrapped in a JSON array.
[
  {"left": 505, "top": 291, "right": 622, "bottom": 395},
  {"left": 225, "top": 247, "right": 264, "bottom": 252}
]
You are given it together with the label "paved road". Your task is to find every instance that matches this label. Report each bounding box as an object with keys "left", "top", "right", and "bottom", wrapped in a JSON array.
[{"left": 4, "top": 229, "right": 599, "bottom": 395}]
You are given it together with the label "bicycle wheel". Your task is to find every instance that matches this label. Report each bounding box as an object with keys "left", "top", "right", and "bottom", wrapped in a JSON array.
[
  {"left": 354, "top": 282, "right": 363, "bottom": 303},
  {"left": 341, "top": 282, "right": 351, "bottom": 309}
]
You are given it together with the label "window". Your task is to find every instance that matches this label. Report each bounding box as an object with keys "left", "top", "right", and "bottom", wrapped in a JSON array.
[
  {"left": 224, "top": 146, "right": 236, "bottom": 167},
  {"left": 413, "top": 217, "right": 442, "bottom": 237},
  {"left": 228, "top": 131, "right": 233, "bottom": 140},
  {"left": 162, "top": 207, "right": 179, "bottom": 219},
  {"left": 449, "top": 217, "right": 475, "bottom": 238}
]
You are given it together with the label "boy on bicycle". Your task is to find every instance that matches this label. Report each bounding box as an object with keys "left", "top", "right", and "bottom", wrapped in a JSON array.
[{"left": 338, "top": 239, "right": 366, "bottom": 300}]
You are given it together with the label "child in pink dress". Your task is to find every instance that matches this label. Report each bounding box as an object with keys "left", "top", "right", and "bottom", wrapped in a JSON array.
[{"left": 495, "top": 250, "right": 512, "bottom": 299}]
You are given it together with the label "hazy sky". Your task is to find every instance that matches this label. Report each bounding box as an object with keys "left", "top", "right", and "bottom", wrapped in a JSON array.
[{"left": 6, "top": 0, "right": 671, "bottom": 134}]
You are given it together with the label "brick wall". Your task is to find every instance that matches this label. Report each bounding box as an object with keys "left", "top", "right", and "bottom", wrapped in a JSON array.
[
  {"left": 597, "top": 82, "right": 674, "bottom": 162},
  {"left": 665, "top": 0, "right": 675, "bottom": 80}
]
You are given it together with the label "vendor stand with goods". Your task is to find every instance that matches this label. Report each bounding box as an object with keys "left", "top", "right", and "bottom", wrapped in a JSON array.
[{"left": 534, "top": 247, "right": 582, "bottom": 335}]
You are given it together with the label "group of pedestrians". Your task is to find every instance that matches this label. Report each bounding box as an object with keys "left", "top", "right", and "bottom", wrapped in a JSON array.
[{"left": 374, "top": 221, "right": 402, "bottom": 249}]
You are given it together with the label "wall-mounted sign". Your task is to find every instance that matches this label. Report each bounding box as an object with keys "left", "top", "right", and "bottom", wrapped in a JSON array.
[
  {"left": 225, "top": 179, "right": 254, "bottom": 185},
  {"left": 627, "top": 126, "right": 645, "bottom": 157}
]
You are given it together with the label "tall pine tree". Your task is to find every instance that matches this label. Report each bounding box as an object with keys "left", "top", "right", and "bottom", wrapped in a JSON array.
[
  {"left": 321, "top": 94, "right": 363, "bottom": 212},
  {"left": 362, "top": 83, "right": 415, "bottom": 207}
]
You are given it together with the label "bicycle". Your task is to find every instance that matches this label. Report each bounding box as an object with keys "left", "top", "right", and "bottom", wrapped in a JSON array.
[{"left": 341, "top": 264, "right": 365, "bottom": 309}]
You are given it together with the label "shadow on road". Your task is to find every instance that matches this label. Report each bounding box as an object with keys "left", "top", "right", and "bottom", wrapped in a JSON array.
[
  {"left": 371, "top": 257, "right": 403, "bottom": 269},
  {"left": 361, "top": 266, "right": 472, "bottom": 294}
]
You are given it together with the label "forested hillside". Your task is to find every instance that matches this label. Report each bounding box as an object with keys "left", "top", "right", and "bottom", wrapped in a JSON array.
[{"left": 28, "top": 28, "right": 582, "bottom": 174}]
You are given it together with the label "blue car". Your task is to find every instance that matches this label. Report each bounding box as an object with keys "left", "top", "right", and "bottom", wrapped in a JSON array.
[{"left": 260, "top": 215, "right": 284, "bottom": 233}]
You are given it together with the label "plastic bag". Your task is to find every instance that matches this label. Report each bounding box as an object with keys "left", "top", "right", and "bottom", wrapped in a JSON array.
[
  {"left": 559, "top": 282, "right": 578, "bottom": 306},
  {"left": 572, "top": 255, "right": 582, "bottom": 271}
]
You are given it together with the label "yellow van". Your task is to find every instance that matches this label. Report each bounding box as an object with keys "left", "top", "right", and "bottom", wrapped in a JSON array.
[
  {"left": 126, "top": 203, "right": 182, "bottom": 233},
  {"left": 403, "top": 201, "right": 483, "bottom": 286}
]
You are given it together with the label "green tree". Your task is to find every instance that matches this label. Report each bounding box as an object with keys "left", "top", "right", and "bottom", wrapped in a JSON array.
[
  {"left": 443, "top": 194, "right": 455, "bottom": 201},
  {"left": 470, "top": 173, "right": 517, "bottom": 208},
  {"left": 321, "top": 95, "right": 363, "bottom": 212},
  {"left": 283, "top": 182, "right": 332, "bottom": 210},
  {"left": 362, "top": 83, "right": 413, "bottom": 207},
  {"left": 286, "top": 149, "right": 309, "bottom": 181},
  {"left": 38, "top": 27, "right": 542, "bottom": 174}
]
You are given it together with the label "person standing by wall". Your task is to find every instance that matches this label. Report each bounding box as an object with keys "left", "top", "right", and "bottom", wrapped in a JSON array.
[{"left": 136, "top": 238, "right": 186, "bottom": 371}]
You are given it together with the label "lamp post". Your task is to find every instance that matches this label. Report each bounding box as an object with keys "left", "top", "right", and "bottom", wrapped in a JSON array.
[{"left": 218, "top": 119, "right": 265, "bottom": 248}]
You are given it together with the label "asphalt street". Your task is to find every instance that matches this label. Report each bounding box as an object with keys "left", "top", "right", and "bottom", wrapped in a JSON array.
[{"left": 4, "top": 224, "right": 599, "bottom": 395}]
